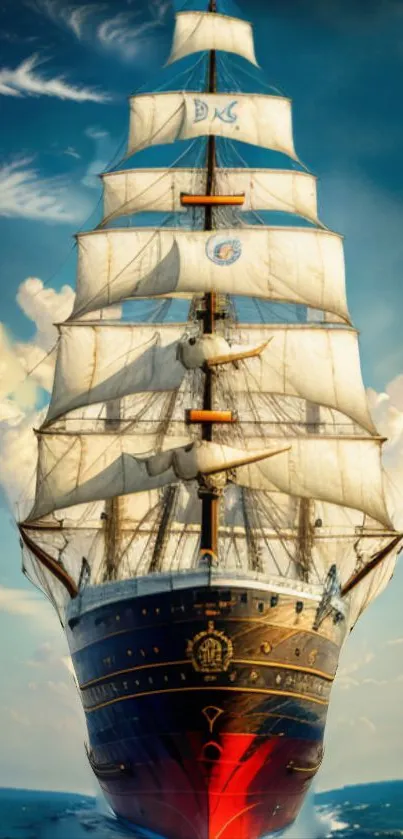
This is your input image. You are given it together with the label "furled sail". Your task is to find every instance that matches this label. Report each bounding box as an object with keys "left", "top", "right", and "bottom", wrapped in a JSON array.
[
  {"left": 128, "top": 92, "right": 297, "bottom": 158},
  {"left": 101, "top": 168, "right": 318, "bottom": 223},
  {"left": 71, "top": 228, "right": 348, "bottom": 320},
  {"left": 28, "top": 435, "right": 391, "bottom": 528},
  {"left": 167, "top": 12, "right": 258, "bottom": 66},
  {"left": 46, "top": 323, "right": 374, "bottom": 433}
]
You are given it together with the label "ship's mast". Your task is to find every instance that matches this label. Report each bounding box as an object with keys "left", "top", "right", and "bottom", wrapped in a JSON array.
[
  {"left": 102, "top": 398, "right": 121, "bottom": 581},
  {"left": 199, "top": 0, "right": 220, "bottom": 566}
]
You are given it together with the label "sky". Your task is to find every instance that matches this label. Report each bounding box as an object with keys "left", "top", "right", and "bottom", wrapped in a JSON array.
[{"left": 1, "top": 0, "right": 403, "bottom": 800}]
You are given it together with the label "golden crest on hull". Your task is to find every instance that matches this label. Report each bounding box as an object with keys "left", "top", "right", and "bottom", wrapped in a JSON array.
[{"left": 187, "top": 621, "right": 234, "bottom": 673}]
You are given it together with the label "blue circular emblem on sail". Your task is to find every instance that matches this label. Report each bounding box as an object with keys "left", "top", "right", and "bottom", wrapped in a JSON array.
[{"left": 206, "top": 235, "right": 242, "bottom": 267}]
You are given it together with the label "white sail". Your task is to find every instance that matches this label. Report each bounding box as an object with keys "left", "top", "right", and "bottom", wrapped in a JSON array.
[
  {"left": 229, "top": 437, "right": 391, "bottom": 527},
  {"left": 71, "top": 228, "right": 348, "bottom": 321},
  {"left": 28, "top": 432, "right": 192, "bottom": 521},
  {"left": 47, "top": 324, "right": 374, "bottom": 433},
  {"left": 128, "top": 92, "right": 296, "bottom": 158},
  {"left": 45, "top": 324, "right": 185, "bottom": 424},
  {"left": 225, "top": 326, "right": 375, "bottom": 433},
  {"left": 167, "top": 12, "right": 258, "bottom": 66},
  {"left": 28, "top": 435, "right": 391, "bottom": 528},
  {"left": 101, "top": 168, "right": 318, "bottom": 223}
]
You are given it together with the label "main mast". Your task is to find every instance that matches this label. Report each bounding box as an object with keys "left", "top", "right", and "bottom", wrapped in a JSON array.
[{"left": 199, "top": 0, "right": 220, "bottom": 566}]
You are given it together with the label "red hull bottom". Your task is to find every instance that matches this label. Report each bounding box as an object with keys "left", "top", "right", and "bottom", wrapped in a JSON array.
[{"left": 102, "top": 732, "right": 317, "bottom": 839}]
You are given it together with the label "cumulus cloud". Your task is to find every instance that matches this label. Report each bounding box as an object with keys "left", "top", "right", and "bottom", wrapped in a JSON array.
[
  {"left": 0, "top": 277, "right": 121, "bottom": 513},
  {"left": 0, "top": 278, "right": 74, "bottom": 509},
  {"left": 0, "top": 53, "right": 109, "bottom": 101},
  {"left": 368, "top": 378, "right": 403, "bottom": 528},
  {"left": 0, "top": 157, "right": 91, "bottom": 223}
]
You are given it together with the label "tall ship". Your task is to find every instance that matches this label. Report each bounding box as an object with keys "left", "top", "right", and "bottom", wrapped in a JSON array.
[{"left": 17, "top": 2, "right": 402, "bottom": 838}]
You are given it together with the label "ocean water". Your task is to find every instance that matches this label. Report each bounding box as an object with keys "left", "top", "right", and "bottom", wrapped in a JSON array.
[{"left": 1, "top": 780, "right": 402, "bottom": 839}]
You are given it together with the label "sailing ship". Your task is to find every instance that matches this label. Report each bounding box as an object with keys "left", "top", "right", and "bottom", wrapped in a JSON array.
[{"left": 17, "top": 2, "right": 402, "bottom": 838}]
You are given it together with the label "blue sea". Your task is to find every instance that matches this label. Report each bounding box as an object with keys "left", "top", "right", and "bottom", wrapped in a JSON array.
[{"left": 1, "top": 780, "right": 402, "bottom": 839}]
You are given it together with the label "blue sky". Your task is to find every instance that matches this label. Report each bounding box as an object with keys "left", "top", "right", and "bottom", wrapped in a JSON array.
[{"left": 1, "top": 0, "right": 403, "bottom": 798}]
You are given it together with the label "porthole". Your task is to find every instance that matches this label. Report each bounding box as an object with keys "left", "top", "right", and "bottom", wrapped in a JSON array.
[
  {"left": 153, "top": 647, "right": 159, "bottom": 655},
  {"left": 140, "top": 649, "right": 146, "bottom": 658},
  {"left": 127, "top": 649, "right": 133, "bottom": 657},
  {"left": 295, "top": 648, "right": 301, "bottom": 658},
  {"left": 115, "top": 615, "right": 120, "bottom": 622}
]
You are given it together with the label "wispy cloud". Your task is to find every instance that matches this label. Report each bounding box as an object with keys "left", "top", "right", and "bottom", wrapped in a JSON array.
[
  {"left": 30, "top": 0, "right": 171, "bottom": 61},
  {"left": 0, "top": 53, "right": 109, "bottom": 101},
  {"left": 97, "top": 3, "right": 169, "bottom": 60},
  {"left": 82, "top": 125, "right": 115, "bottom": 188},
  {"left": 30, "top": 0, "right": 106, "bottom": 38},
  {"left": 64, "top": 146, "right": 81, "bottom": 159},
  {"left": 0, "top": 157, "right": 90, "bottom": 223}
]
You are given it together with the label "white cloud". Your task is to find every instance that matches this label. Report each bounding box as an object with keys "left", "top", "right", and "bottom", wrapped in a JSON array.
[
  {"left": 29, "top": 0, "right": 170, "bottom": 62},
  {"left": 0, "top": 585, "right": 53, "bottom": 623},
  {"left": 0, "top": 278, "right": 74, "bottom": 509},
  {"left": 368, "top": 377, "right": 403, "bottom": 528},
  {"left": 0, "top": 157, "right": 91, "bottom": 223},
  {"left": 0, "top": 53, "right": 109, "bottom": 101},
  {"left": 30, "top": 0, "right": 105, "bottom": 39},
  {"left": 0, "top": 277, "right": 121, "bottom": 513},
  {"left": 64, "top": 146, "right": 81, "bottom": 159},
  {"left": 82, "top": 125, "right": 115, "bottom": 188},
  {"left": 97, "top": 2, "right": 170, "bottom": 60}
]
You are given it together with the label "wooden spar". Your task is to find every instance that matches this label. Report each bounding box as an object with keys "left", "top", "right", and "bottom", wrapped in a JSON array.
[
  {"left": 19, "top": 524, "right": 79, "bottom": 599},
  {"left": 206, "top": 340, "right": 271, "bottom": 367},
  {"left": 202, "top": 445, "right": 291, "bottom": 477},
  {"left": 341, "top": 533, "right": 403, "bottom": 597},
  {"left": 181, "top": 194, "right": 245, "bottom": 207},
  {"left": 187, "top": 409, "right": 235, "bottom": 424}
]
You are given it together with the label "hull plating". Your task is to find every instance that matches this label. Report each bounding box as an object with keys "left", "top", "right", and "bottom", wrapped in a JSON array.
[{"left": 67, "top": 583, "right": 344, "bottom": 839}]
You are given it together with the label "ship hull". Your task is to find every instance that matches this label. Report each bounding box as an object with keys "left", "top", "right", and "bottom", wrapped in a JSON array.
[{"left": 67, "top": 579, "right": 344, "bottom": 839}]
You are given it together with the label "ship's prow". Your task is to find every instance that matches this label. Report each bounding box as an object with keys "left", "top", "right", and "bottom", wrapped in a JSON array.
[{"left": 66, "top": 571, "right": 346, "bottom": 839}]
